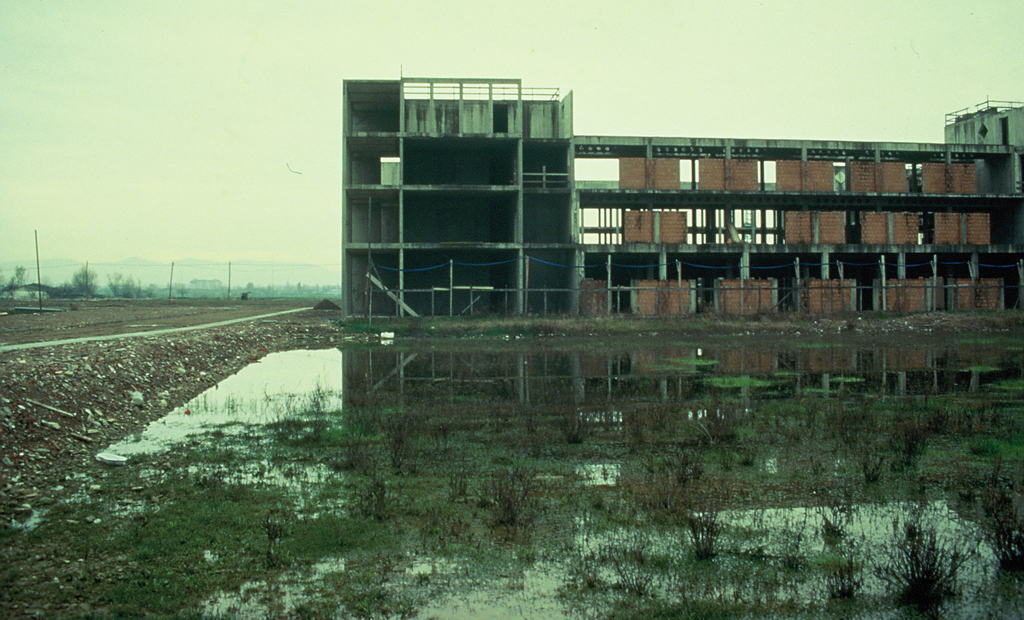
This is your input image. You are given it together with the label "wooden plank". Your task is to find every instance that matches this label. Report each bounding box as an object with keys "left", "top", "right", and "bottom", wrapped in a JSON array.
[
  {"left": 366, "top": 273, "right": 420, "bottom": 317},
  {"left": 25, "top": 398, "right": 76, "bottom": 418}
]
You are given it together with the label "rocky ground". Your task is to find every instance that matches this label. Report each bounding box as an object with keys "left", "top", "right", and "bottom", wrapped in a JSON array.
[{"left": 0, "top": 301, "right": 341, "bottom": 525}]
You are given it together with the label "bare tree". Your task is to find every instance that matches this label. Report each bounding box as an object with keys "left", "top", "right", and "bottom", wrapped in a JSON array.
[{"left": 70, "top": 266, "right": 98, "bottom": 297}]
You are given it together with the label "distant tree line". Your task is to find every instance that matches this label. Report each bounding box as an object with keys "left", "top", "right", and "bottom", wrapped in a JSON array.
[
  {"left": 1, "top": 265, "right": 338, "bottom": 300},
  {"left": 0, "top": 265, "right": 156, "bottom": 299}
]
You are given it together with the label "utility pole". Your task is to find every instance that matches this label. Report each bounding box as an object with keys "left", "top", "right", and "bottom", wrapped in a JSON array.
[
  {"left": 168, "top": 262, "right": 175, "bottom": 301},
  {"left": 85, "top": 261, "right": 90, "bottom": 298},
  {"left": 34, "top": 230, "right": 42, "bottom": 312},
  {"left": 227, "top": 262, "right": 232, "bottom": 299}
]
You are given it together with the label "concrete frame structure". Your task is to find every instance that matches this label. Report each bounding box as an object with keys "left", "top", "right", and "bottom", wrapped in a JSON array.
[{"left": 342, "top": 79, "right": 1024, "bottom": 317}]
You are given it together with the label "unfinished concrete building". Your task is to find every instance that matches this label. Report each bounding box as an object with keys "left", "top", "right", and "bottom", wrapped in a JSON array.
[{"left": 342, "top": 78, "right": 1024, "bottom": 316}]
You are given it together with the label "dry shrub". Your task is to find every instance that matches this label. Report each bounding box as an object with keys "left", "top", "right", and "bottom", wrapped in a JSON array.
[{"left": 876, "top": 513, "right": 973, "bottom": 613}]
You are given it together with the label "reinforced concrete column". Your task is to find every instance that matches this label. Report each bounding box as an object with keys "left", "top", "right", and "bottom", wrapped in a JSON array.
[
  {"left": 659, "top": 249, "right": 668, "bottom": 280},
  {"left": 740, "top": 249, "right": 750, "bottom": 280},
  {"left": 571, "top": 248, "right": 583, "bottom": 314},
  {"left": 897, "top": 252, "right": 906, "bottom": 280},
  {"left": 515, "top": 249, "right": 525, "bottom": 315},
  {"left": 515, "top": 138, "right": 524, "bottom": 244},
  {"left": 398, "top": 250, "right": 405, "bottom": 316},
  {"left": 821, "top": 250, "right": 830, "bottom": 279}
]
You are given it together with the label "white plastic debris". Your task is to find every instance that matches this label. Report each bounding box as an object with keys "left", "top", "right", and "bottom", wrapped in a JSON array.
[{"left": 96, "top": 452, "right": 128, "bottom": 466}]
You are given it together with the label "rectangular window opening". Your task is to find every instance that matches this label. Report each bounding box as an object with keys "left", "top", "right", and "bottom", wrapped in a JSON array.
[
  {"left": 493, "top": 103, "right": 509, "bottom": 133},
  {"left": 833, "top": 163, "right": 848, "bottom": 192},
  {"left": 761, "top": 161, "right": 777, "bottom": 191}
]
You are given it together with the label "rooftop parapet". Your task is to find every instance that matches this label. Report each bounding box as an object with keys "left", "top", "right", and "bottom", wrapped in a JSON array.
[{"left": 946, "top": 99, "right": 1024, "bottom": 126}]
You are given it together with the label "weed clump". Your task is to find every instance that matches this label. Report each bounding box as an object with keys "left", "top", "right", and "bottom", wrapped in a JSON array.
[
  {"left": 890, "top": 417, "right": 929, "bottom": 470},
  {"left": 875, "top": 512, "right": 973, "bottom": 613},
  {"left": 604, "top": 530, "right": 654, "bottom": 595},
  {"left": 822, "top": 546, "right": 863, "bottom": 599},
  {"left": 981, "top": 462, "right": 1024, "bottom": 571},
  {"left": 263, "top": 509, "right": 288, "bottom": 568},
  {"left": 486, "top": 465, "right": 538, "bottom": 530}
]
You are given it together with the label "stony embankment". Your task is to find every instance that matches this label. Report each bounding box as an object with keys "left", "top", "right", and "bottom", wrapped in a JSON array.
[{"left": 0, "top": 313, "right": 335, "bottom": 525}]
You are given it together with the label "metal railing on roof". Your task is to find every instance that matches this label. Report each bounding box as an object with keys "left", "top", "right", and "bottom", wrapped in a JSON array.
[
  {"left": 402, "top": 80, "right": 558, "bottom": 101},
  {"left": 945, "top": 99, "right": 1024, "bottom": 125}
]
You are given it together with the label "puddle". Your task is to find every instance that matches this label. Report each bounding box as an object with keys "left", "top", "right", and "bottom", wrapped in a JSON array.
[
  {"left": 107, "top": 349, "right": 343, "bottom": 455},
  {"left": 576, "top": 463, "right": 619, "bottom": 486},
  {"left": 413, "top": 561, "right": 566, "bottom": 620}
]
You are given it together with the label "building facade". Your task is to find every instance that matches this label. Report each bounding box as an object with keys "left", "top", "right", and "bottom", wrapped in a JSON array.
[{"left": 342, "top": 78, "right": 1024, "bottom": 317}]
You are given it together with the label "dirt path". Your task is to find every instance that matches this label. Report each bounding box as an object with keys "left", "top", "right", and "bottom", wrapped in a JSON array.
[
  {"left": 0, "top": 299, "right": 309, "bottom": 346},
  {"left": 0, "top": 307, "right": 309, "bottom": 352}
]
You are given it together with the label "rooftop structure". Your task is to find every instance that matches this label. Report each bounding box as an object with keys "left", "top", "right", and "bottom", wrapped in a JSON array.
[{"left": 342, "top": 79, "right": 1024, "bottom": 317}]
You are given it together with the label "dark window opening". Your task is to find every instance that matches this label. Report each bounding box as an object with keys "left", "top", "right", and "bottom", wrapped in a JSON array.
[
  {"left": 493, "top": 103, "right": 509, "bottom": 133},
  {"left": 1000, "top": 116, "right": 1010, "bottom": 146}
]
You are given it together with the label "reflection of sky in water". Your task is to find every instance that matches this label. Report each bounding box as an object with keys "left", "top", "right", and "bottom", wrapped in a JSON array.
[{"left": 108, "top": 349, "right": 342, "bottom": 455}]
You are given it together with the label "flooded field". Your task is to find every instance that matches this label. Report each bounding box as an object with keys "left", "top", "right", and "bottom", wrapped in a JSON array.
[{"left": 4, "top": 331, "right": 1024, "bottom": 619}]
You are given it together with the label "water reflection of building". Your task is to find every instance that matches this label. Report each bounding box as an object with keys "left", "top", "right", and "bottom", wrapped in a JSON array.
[{"left": 342, "top": 344, "right": 1016, "bottom": 404}]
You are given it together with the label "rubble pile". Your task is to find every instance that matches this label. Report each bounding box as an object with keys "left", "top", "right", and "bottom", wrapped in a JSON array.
[{"left": 0, "top": 317, "right": 328, "bottom": 522}]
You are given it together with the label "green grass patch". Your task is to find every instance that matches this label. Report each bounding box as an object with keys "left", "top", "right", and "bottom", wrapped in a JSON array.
[
  {"left": 970, "top": 435, "right": 1024, "bottom": 458},
  {"left": 989, "top": 378, "right": 1024, "bottom": 392}
]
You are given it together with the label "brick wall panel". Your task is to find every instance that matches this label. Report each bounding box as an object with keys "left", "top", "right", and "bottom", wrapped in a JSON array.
[
  {"left": 726, "top": 160, "right": 760, "bottom": 191},
  {"left": 623, "top": 210, "right": 654, "bottom": 243},
  {"left": 965, "top": 213, "right": 990, "bottom": 244},
  {"left": 650, "top": 158, "right": 681, "bottom": 190},
  {"left": 698, "top": 158, "right": 725, "bottom": 190},
  {"left": 921, "top": 163, "right": 948, "bottom": 194},
  {"left": 948, "top": 278, "right": 1002, "bottom": 310},
  {"left": 579, "top": 279, "right": 607, "bottom": 316},
  {"left": 633, "top": 279, "right": 660, "bottom": 315},
  {"left": 776, "top": 160, "right": 803, "bottom": 192},
  {"left": 785, "top": 212, "right": 813, "bottom": 244},
  {"left": 879, "top": 162, "right": 909, "bottom": 193},
  {"left": 875, "top": 279, "right": 938, "bottom": 312},
  {"left": 802, "top": 279, "right": 856, "bottom": 313},
  {"left": 849, "top": 162, "right": 877, "bottom": 192},
  {"left": 715, "top": 279, "right": 776, "bottom": 314},
  {"left": 619, "top": 158, "right": 647, "bottom": 189},
  {"left": 806, "top": 161, "right": 835, "bottom": 191},
  {"left": 933, "top": 212, "right": 961, "bottom": 244},
  {"left": 860, "top": 212, "right": 889, "bottom": 244},
  {"left": 892, "top": 212, "right": 920, "bottom": 244},
  {"left": 949, "top": 163, "right": 977, "bottom": 194},
  {"left": 658, "top": 211, "right": 689, "bottom": 244},
  {"left": 818, "top": 211, "right": 847, "bottom": 244}
]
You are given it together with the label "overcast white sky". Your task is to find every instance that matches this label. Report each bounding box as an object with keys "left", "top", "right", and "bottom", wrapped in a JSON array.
[{"left": 2, "top": 0, "right": 1022, "bottom": 268}]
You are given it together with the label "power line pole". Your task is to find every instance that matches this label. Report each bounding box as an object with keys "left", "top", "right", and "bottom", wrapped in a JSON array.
[
  {"left": 168, "top": 262, "right": 175, "bottom": 301},
  {"left": 227, "top": 262, "right": 232, "bottom": 299},
  {"left": 34, "top": 230, "right": 42, "bottom": 312}
]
